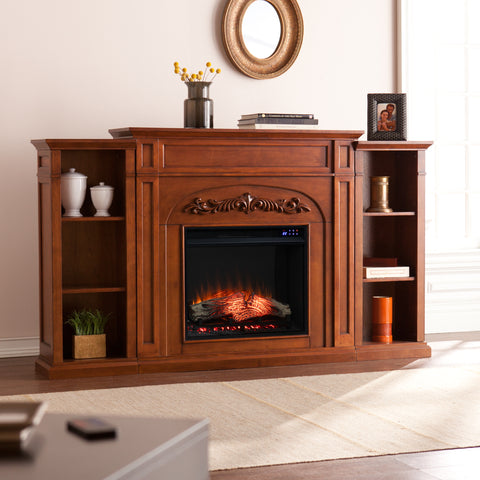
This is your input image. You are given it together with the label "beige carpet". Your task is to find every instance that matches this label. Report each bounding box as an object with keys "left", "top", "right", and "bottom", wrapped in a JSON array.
[{"left": 2, "top": 365, "right": 479, "bottom": 471}]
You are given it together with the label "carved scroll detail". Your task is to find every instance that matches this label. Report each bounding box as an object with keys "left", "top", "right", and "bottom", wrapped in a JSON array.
[{"left": 184, "top": 192, "right": 311, "bottom": 215}]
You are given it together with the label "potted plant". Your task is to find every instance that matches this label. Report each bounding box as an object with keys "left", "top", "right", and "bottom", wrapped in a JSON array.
[{"left": 65, "top": 309, "right": 110, "bottom": 359}]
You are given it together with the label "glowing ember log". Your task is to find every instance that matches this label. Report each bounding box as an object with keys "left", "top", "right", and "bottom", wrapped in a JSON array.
[{"left": 189, "top": 291, "right": 291, "bottom": 323}]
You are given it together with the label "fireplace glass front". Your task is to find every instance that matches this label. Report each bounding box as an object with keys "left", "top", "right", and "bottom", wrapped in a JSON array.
[{"left": 184, "top": 226, "right": 308, "bottom": 340}]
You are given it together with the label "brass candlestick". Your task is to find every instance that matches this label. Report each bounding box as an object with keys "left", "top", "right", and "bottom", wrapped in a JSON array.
[{"left": 367, "top": 176, "right": 393, "bottom": 213}]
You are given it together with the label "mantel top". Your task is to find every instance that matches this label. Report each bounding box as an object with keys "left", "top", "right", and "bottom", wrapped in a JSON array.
[
  {"left": 355, "top": 140, "right": 433, "bottom": 151},
  {"left": 109, "top": 127, "right": 365, "bottom": 141}
]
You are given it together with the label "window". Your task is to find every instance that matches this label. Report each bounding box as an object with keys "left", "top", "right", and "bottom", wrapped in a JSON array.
[{"left": 402, "top": 0, "right": 480, "bottom": 251}]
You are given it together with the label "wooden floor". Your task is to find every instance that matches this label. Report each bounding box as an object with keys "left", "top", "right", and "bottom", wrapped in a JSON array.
[{"left": 1, "top": 332, "right": 479, "bottom": 479}]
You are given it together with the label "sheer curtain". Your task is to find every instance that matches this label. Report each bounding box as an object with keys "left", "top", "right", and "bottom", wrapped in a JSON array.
[{"left": 401, "top": 0, "right": 480, "bottom": 332}]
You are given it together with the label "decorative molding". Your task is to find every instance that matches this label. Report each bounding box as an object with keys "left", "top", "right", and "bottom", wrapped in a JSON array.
[
  {"left": 0, "top": 337, "right": 39, "bottom": 358},
  {"left": 184, "top": 192, "right": 311, "bottom": 215}
]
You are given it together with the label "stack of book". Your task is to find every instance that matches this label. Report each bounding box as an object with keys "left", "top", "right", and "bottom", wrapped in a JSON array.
[
  {"left": 0, "top": 402, "right": 47, "bottom": 453},
  {"left": 237, "top": 113, "right": 318, "bottom": 130}
]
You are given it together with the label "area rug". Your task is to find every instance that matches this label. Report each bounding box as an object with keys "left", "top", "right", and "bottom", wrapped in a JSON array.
[{"left": 2, "top": 365, "right": 479, "bottom": 471}]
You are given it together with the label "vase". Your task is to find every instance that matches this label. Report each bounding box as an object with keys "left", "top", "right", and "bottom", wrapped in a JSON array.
[
  {"left": 371, "top": 296, "right": 393, "bottom": 343},
  {"left": 61, "top": 168, "right": 87, "bottom": 217},
  {"left": 366, "top": 176, "right": 393, "bottom": 213},
  {"left": 90, "top": 182, "right": 114, "bottom": 217},
  {"left": 184, "top": 81, "right": 213, "bottom": 128},
  {"left": 73, "top": 334, "right": 106, "bottom": 359}
]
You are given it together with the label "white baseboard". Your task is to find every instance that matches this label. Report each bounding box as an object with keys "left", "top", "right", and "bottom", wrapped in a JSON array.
[
  {"left": 426, "top": 250, "right": 480, "bottom": 333},
  {"left": 0, "top": 337, "right": 40, "bottom": 358}
]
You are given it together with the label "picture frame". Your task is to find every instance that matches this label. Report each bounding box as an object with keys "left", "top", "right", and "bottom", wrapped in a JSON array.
[{"left": 367, "top": 93, "right": 407, "bottom": 141}]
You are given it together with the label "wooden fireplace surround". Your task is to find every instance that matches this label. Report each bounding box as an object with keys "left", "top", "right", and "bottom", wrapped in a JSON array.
[{"left": 34, "top": 128, "right": 432, "bottom": 378}]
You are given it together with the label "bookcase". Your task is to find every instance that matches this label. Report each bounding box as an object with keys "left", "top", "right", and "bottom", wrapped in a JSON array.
[
  {"left": 34, "top": 139, "right": 138, "bottom": 377},
  {"left": 354, "top": 141, "right": 433, "bottom": 360},
  {"left": 33, "top": 130, "right": 432, "bottom": 378}
]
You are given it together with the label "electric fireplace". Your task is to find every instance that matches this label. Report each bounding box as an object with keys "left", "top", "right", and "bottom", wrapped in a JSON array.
[
  {"left": 184, "top": 226, "right": 308, "bottom": 340},
  {"left": 34, "top": 127, "right": 431, "bottom": 379}
]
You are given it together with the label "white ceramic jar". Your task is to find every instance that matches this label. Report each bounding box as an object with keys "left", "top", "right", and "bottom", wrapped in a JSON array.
[
  {"left": 61, "top": 168, "right": 87, "bottom": 217},
  {"left": 90, "top": 182, "right": 114, "bottom": 217}
]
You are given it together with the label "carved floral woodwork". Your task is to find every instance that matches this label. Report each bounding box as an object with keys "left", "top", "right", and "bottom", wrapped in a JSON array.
[{"left": 184, "top": 192, "right": 311, "bottom": 215}]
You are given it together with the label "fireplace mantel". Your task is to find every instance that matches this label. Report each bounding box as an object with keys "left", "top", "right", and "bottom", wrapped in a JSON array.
[{"left": 34, "top": 128, "right": 431, "bottom": 378}]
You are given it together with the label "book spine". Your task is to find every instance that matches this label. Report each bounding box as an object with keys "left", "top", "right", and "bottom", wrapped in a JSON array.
[
  {"left": 238, "top": 118, "right": 318, "bottom": 125},
  {"left": 238, "top": 123, "right": 320, "bottom": 130},
  {"left": 241, "top": 113, "right": 314, "bottom": 120}
]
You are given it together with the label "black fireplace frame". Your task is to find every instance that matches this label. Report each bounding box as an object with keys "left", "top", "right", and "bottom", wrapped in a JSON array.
[{"left": 184, "top": 225, "right": 309, "bottom": 340}]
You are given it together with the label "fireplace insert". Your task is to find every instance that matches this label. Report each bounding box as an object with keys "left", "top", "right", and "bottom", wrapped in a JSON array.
[{"left": 184, "top": 226, "right": 308, "bottom": 340}]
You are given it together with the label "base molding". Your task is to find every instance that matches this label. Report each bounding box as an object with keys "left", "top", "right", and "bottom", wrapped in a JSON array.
[
  {"left": 35, "top": 342, "right": 431, "bottom": 379},
  {"left": 0, "top": 337, "right": 40, "bottom": 358}
]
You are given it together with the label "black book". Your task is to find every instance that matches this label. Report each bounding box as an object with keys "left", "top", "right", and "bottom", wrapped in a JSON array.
[
  {"left": 240, "top": 113, "right": 315, "bottom": 120},
  {"left": 238, "top": 117, "right": 318, "bottom": 125}
]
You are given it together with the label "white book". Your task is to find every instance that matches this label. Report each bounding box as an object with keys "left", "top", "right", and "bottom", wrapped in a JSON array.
[{"left": 363, "top": 266, "right": 410, "bottom": 279}]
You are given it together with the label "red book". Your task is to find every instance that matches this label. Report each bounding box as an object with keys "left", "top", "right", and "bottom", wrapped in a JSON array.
[{"left": 363, "top": 257, "right": 398, "bottom": 267}]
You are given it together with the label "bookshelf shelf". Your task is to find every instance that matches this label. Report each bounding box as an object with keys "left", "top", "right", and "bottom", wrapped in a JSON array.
[{"left": 355, "top": 141, "right": 433, "bottom": 346}]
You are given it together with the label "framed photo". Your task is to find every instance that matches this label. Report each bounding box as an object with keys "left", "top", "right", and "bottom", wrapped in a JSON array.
[{"left": 367, "top": 93, "right": 407, "bottom": 141}]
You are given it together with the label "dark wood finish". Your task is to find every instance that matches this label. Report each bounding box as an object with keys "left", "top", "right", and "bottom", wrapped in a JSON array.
[
  {"left": 33, "top": 139, "right": 138, "bottom": 378},
  {"left": 354, "top": 141, "right": 432, "bottom": 350},
  {"left": 33, "top": 130, "right": 431, "bottom": 379}
]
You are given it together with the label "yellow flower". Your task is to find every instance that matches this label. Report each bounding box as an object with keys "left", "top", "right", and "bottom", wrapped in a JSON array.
[{"left": 174, "top": 61, "right": 222, "bottom": 83}]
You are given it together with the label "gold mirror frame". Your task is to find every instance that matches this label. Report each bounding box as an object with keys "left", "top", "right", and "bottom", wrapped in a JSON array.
[{"left": 222, "top": 0, "right": 304, "bottom": 79}]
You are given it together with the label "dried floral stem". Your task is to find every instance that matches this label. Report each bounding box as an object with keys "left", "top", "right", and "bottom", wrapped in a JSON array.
[{"left": 174, "top": 61, "right": 221, "bottom": 84}]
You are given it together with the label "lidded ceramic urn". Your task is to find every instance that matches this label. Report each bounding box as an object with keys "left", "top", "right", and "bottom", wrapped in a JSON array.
[
  {"left": 90, "top": 182, "right": 114, "bottom": 217},
  {"left": 61, "top": 168, "right": 87, "bottom": 217}
]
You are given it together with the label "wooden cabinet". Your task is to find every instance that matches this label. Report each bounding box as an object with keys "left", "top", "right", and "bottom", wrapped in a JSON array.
[
  {"left": 33, "top": 131, "right": 432, "bottom": 378},
  {"left": 34, "top": 140, "right": 138, "bottom": 377},
  {"left": 354, "top": 141, "right": 433, "bottom": 361}
]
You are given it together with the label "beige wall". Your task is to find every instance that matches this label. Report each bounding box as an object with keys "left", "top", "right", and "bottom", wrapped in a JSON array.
[{"left": 0, "top": 0, "right": 396, "bottom": 348}]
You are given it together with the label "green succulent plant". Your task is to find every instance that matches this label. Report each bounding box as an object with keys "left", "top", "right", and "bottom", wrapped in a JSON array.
[{"left": 65, "top": 309, "right": 110, "bottom": 335}]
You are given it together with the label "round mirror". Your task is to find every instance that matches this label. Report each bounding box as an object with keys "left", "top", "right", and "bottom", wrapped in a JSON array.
[
  {"left": 222, "top": 0, "right": 303, "bottom": 79},
  {"left": 242, "top": 0, "right": 281, "bottom": 59}
]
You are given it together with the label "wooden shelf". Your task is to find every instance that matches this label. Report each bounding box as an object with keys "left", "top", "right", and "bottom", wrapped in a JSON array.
[
  {"left": 360, "top": 340, "right": 422, "bottom": 346},
  {"left": 63, "top": 286, "right": 126, "bottom": 294},
  {"left": 363, "top": 277, "right": 415, "bottom": 283},
  {"left": 62, "top": 216, "right": 125, "bottom": 222},
  {"left": 356, "top": 141, "right": 431, "bottom": 346},
  {"left": 363, "top": 212, "right": 415, "bottom": 217},
  {"left": 62, "top": 356, "right": 132, "bottom": 364}
]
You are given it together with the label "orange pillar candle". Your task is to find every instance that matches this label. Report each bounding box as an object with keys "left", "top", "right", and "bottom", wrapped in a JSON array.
[{"left": 372, "top": 296, "right": 393, "bottom": 343}]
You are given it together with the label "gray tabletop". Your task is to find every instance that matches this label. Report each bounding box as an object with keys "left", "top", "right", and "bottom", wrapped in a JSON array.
[{"left": 0, "top": 413, "right": 209, "bottom": 480}]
